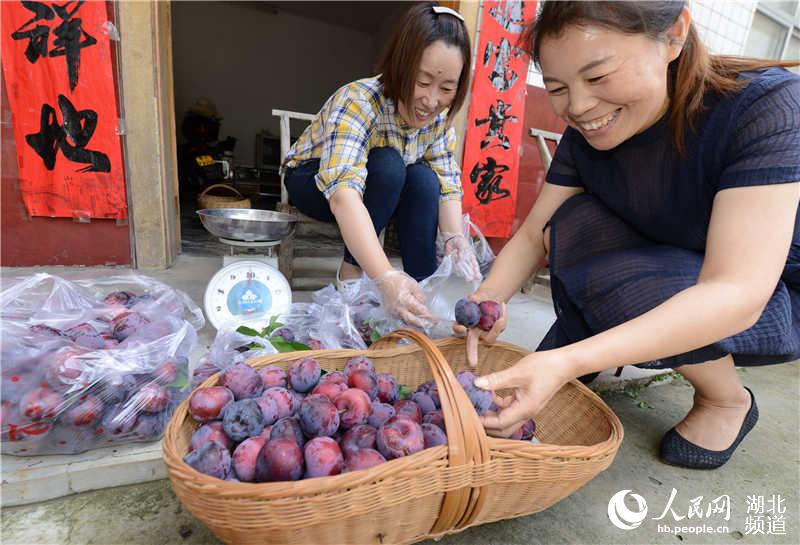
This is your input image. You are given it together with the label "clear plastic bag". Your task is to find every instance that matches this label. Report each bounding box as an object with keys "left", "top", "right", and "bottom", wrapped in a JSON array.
[
  {"left": 0, "top": 273, "right": 204, "bottom": 455},
  {"left": 278, "top": 285, "right": 383, "bottom": 350},
  {"left": 192, "top": 328, "right": 278, "bottom": 387},
  {"left": 436, "top": 214, "right": 496, "bottom": 277},
  {"left": 369, "top": 255, "right": 480, "bottom": 339}
]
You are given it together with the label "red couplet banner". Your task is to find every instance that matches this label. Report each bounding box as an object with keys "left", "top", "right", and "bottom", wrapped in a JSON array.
[
  {"left": 461, "top": 0, "right": 534, "bottom": 238},
  {"left": 1, "top": 0, "right": 126, "bottom": 219}
]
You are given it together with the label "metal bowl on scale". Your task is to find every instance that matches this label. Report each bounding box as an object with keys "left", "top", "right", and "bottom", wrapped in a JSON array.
[{"left": 196, "top": 208, "right": 297, "bottom": 242}]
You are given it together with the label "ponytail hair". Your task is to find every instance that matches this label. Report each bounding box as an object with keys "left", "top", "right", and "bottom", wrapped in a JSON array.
[{"left": 523, "top": 1, "right": 799, "bottom": 154}]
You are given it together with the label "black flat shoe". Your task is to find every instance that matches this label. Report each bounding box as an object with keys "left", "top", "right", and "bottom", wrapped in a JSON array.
[{"left": 660, "top": 387, "right": 758, "bottom": 470}]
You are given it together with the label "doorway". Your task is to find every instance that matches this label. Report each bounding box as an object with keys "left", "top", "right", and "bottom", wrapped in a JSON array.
[{"left": 170, "top": 1, "right": 409, "bottom": 257}]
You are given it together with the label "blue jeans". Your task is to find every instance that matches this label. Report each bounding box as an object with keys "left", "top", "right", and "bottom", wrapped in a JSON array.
[{"left": 284, "top": 147, "right": 439, "bottom": 281}]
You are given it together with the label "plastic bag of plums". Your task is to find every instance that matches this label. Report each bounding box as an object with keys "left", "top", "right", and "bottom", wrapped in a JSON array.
[
  {"left": 183, "top": 355, "right": 538, "bottom": 482},
  {"left": 192, "top": 327, "right": 280, "bottom": 388},
  {"left": 1, "top": 273, "right": 204, "bottom": 455}
]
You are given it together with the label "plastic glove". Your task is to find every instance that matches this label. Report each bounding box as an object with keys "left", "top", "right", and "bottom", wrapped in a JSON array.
[
  {"left": 442, "top": 232, "right": 482, "bottom": 282},
  {"left": 373, "top": 269, "right": 435, "bottom": 329}
]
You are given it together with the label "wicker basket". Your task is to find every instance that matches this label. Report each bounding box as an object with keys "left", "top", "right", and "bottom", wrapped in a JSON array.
[
  {"left": 163, "top": 332, "right": 623, "bottom": 545},
  {"left": 197, "top": 183, "right": 251, "bottom": 210}
]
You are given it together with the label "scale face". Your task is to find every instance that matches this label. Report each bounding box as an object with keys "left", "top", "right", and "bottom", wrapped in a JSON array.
[{"left": 204, "top": 259, "right": 291, "bottom": 331}]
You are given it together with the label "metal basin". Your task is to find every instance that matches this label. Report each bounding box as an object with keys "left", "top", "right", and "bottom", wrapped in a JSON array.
[{"left": 197, "top": 208, "right": 297, "bottom": 242}]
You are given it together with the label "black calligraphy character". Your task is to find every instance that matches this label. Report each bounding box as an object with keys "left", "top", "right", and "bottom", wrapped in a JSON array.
[
  {"left": 11, "top": 1, "right": 55, "bottom": 63},
  {"left": 489, "top": 0, "right": 526, "bottom": 34},
  {"left": 50, "top": 1, "right": 97, "bottom": 91},
  {"left": 25, "top": 94, "right": 111, "bottom": 172},
  {"left": 475, "top": 99, "right": 518, "bottom": 150},
  {"left": 469, "top": 157, "right": 511, "bottom": 205},
  {"left": 483, "top": 37, "right": 524, "bottom": 92}
]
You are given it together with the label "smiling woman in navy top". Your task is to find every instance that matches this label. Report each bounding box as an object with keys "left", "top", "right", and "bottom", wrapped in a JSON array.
[{"left": 459, "top": 1, "right": 800, "bottom": 470}]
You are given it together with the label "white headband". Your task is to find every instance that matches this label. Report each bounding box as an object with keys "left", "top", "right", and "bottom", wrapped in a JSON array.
[{"left": 432, "top": 5, "right": 465, "bottom": 22}]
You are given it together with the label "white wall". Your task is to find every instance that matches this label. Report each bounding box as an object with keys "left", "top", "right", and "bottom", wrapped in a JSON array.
[
  {"left": 525, "top": 1, "right": 760, "bottom": 87},
  {"left": 691, "top": 0, "right": 757, "bottom": 55},
  {"left": 172, "top": 2, "right": 376, "bottom": 166}
]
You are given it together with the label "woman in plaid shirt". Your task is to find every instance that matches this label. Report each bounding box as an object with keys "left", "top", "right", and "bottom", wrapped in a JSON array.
[{"left": 281, "top": 3, "right": 479, "bottom": 327}]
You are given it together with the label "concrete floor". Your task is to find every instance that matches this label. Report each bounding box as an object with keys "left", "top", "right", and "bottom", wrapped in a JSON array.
[{"left": 2, "top": 254, "right": 799, "bottom": 545}]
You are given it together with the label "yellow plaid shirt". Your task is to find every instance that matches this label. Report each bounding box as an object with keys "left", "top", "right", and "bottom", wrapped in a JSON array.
[{"left": 281, "top": 76, "right": 463, "bottom": 202}]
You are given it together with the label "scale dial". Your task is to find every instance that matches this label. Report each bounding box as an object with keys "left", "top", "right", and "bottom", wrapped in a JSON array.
[{"left": 204, "top": 260, "right": 291, "bottom": 331}]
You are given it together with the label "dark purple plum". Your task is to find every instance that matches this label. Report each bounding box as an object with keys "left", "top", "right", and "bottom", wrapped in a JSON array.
[
  {"left": 367, "top": 402, "right": 395, "bottom": 429},
  {"left": 477, "top": 300, "right": 502, "bottom": 332},
  {"left": 339, "top": 424, "right": 378, "bottom": 458},
  {"left": 262, "top": 387, "right": 297, "bottom": 419},
  {"left": 222, "top": 398, "right": 265, "bottom": 442},
  {"left": 288, "top": 357, "right": 321, "bottom": 393},
  {"left": 132, "top": 383, "right": 170, "bottom": 413},
  {"left": 255, "top": 394, "right": 279, "bottom": 426},
  {"left": 343, "top": 448, "right": 387, "bottom": 473},
  {"left": 454, "top": 298, "right": 481, "bottom": 328},
  {"left": 376, "top": 416, "right": 425, "bottom": 459},
  {"left": 258, "top": 366, "right": 288, "bottom": 389},
  {"left": 66, "top": 323, "right": 106, "bottom": 350},
  {"left": 422, "top": 422, "right": 448, "bottom": 448},
  {"left": 334, "top": 388, "right": 372, "bottom": 429},
  {"left": 98, "top": 404, "right": 137, "bottom": 436},
  {"left": 62, "top": 395, "right": 104, "bottom": 426},
  {"left": 184, "top": 440, "right": 232, "bottom": 480},
  {"left": 111, "top": 311, "right": 150, "bottom": 341},
  {"left": 311, "top": 380, "right": 348, "bottom": 402},
  {"left": 392, "top": 400, "right": 422, "bottom": 424},
  {"left": 218, "top": 363, "right": 264, "bottom": 400},
  {"left": 29, "top": 324, "right": 65, "bottom": 337},
  {"left": 151, "top": 359, "right": 178, "bottom": 384},
  {"left": 95, "top": 375, "right": 136, "bottom": 405},
  {"left": 348, "top": 369, "right": 378, "bottom": 400},
  {"left": 319, "top": 371, "right": 347, "bottom": 386},
  {"left": 270, "top": 327, "right": 296, "bottom": 343},
  {"left": 270, "top": 416, "right": 305, "bottom": 448},
  {"left": 189, "top": 386, "right": 234, "bottom": 422},
  {"left": 189, "top": 421, "right": 233, "bottom": 452},
  {"left": 510, "top": 419, "right": 536, "bottom": 441},
  {"left": 375, "top": 373, "right": 398, "bottom": 404},
  {"left": 303, "top": 436, "right": 344, "bottom": 478},
  {"left": 467, "top": 387, "right": 493, "bottom": 416},
  {"left": 19, "top": 386, "right": 64, "bottom": 421},
  {"left": 103, "top": 290, "right": 138, "bottom": 307},
  {"left": 256, "top": 438, "right": 304, "bottom": 482},
  {"left": 343, "top": 356, "right": 376, "bottom": 379},
  {"left": 298, "top": 394, "right": 339, "bottom": 438},
  {"left": 456, "top": 370, "right": 477, "bottom": 393},
  {"left": 416, "top": 381, "right": 441, "bottom": 409},
  {"left": 232, "top": 436, "right": 267, "bottom": 482},
  {"left": 410, "top": 391, "right": 436, "bottom": 416},
  {"left": 422, "top": 410, "right": 446, "bottom": 432},
  {"left": 132, "top": 413, "right": 165, "bottom": 440}
]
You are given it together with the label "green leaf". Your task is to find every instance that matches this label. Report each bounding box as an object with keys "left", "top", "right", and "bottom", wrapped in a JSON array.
[
  {"left": 370, "top": 330, "right": 382, "bottom": 343},
  {"left": 169, "top": 368, "right": 190, "bottom": 392},
  {"left": 398, "top": 385, "right": 414, "bottom": 400},
  {"left": 264, "top": 316, "right": 285, "bottom": 336},
  {"left": 236, "top": 325, "right": 260, "bottom": 337},
  {"left": 270, "top": 338, "right": 311, "bottom": 353}
]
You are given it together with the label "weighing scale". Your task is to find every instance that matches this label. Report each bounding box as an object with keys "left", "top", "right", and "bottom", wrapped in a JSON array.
[{"left": 197, "top": 208, "right": 297, "bottom": 331}]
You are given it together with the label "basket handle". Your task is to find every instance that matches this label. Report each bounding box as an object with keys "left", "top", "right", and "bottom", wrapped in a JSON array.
[
  {"left": 377, "top": 329, "right": 490, "bottom": 532},
  {"left": 199, "top": 183, "right": 244, "bottom": 198}
]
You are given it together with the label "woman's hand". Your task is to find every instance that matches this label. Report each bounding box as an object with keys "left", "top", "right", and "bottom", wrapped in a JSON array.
[
  {"left": 374, "top": 270, "right": 435, "bottom": 328},
  {"left": 442, "top": 233, "right": 481, "bottom": 282},
  {"left": 475, "top": 350, "right": 576, "bottom": 437},
  {"left": 452, "top": 289, "right": 507, "bottom": 367}
]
